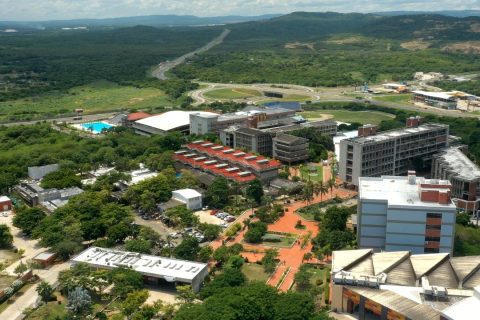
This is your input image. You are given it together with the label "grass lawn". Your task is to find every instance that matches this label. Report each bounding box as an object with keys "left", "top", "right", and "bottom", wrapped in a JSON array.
[
  {"left": 0, "top": 275, "right": 16, "bottom": 290},
  {"left": 374, "top": 94, "right": 412, "bottom": 104},
  {"left": 25, "top": 301, "right": 66, "bottom": 320},
  {"left": 300, "top": 165, "right": 323, "bottom": 182},
  {"left": 301, "top": 109, "right": 395, "bottom": 124},
  {"left": 262, "top": 234, "right": 297, "bottom": 248},
  {"left": 204, "top": 88, "right": 261, "bottom": 99},
  {"left": 0, "top": 80, "right": 172, "bottom": 121},
  {"left": 0, "top": 250, "right": 21, "bottom": 269},
  {"left": 242, "top": 263, "right": 269, "bottom": 282}
]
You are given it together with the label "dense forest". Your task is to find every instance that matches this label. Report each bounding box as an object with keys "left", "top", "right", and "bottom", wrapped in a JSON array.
[{"left": 0, "top": 26, "right": 218, "bottom": 101}]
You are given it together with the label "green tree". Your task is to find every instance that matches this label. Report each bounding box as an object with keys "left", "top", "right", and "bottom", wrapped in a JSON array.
[
  {"left": 199, "top": 266, "right": 246, "bottom": 299},
  {"left": 198, "top": 223, "right": 221, "bottom": 241},
  {"left": 122, "top": 289, "right": 149, "bottom": 318},
  {"left": 36, "top": 281, "right": 54, "bottom": 303},
  {"left": 174, "top": 237, "right": 200, "bottom": 261},
  {"left": 40, "top": 168, "right": 82, "bottom": 189},
  {"left": 107, "top": 222, "right": 132, "bottom": 243},
  {"left": 244, "top": 221, "right": 267, "bottom": 244},
  {"left": 314, "top": 181, "right": 328, "bottom": 203},
  {"left": 274, "top": 292, "right": 315, "bottom": 320},
  {"left": 246, "top": 179, "right": 264, "bottom": 205},
  {"left": 14, "top": 261, "right": 28, "bottom": 277},
  {"left": 261, "top": 249, "right": 279, "bottom": 274},
  {"left": 13, "top": 207, "right": 46, "bottom": 236},
  {"left": 294, "top": 265, "right": 312, "bottom": 292},
  {"left": 66, "top": 287, "right": 92, "bottom": 318},
  {"left": 125, "top": 239, "right": 152, "bottom": 254},
  {"left": 226, "top": 255, "right": 245, "bottom": 270},
  {"left": 0, "top": 224, "right": 13, "bottom": 248},
  {"left": 322, "top": 206, "right": 351, "bottom": 232},
  {"left": 110, "top": 267, "right": 144, "bottom": 298},
  {"left": 205, "top": 177, "right": 230, "bottom": 208},
  {"left": 198, "top": 246, "right": 213, "bottom": 263},
  {"left": 176, "top": 285, "right": 196, "bottom": 304}
]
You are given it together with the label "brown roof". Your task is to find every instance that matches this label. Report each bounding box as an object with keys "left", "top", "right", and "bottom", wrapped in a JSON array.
[{"left": 127, "top": 112, "right": 152, "bottom": 121}]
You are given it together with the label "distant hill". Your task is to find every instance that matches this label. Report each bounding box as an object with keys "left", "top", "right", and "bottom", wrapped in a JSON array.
[
  {"left": 374, "top": 10, "right": 480, "bottom": 18},
  {"left": 0, "top": 14, "right": 281, "bottom": 30}
]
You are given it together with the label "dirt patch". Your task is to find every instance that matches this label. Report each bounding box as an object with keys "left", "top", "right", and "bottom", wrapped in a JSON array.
[
  {"left": 470, "top": 23, "right": 480, "bottom": 33},
  {"left": 285, "top": 42, "right": 315, "bottom": 51},
  {"left": 326, "top": 37, "right": 364, "bottom": 45},
  {"left": 401, "top": 40, "right": 431, "bottom": 51},
  {"left": 194, "top": 210, "right": 224, "bottom": 225},
  {"left": 442, "top": 42, "right": 480, "bottom": 55},
  {"left": 129, "top": 97, "right": 144, "bottom": 104}
]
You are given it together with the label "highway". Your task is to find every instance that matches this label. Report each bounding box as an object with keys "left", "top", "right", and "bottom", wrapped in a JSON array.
[{"left": 152, "top": 29, "right": 231, "bottom": 80}]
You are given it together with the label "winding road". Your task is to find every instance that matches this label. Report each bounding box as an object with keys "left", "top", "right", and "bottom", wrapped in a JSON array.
[{"left": 152, "top": 29, "right": 231, "bottom": 80}]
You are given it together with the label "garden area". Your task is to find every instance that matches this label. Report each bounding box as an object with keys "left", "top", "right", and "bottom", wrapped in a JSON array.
[
  {"left": 299, "top": 164, "right": 323, "bottom": 182},
  {"left": 241, "top": 263, "right": 270, "bottom": 283}
]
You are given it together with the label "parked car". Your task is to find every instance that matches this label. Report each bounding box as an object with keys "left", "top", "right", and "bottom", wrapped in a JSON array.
[
  {"left": 169, "top": 232, "right": 179, "bottom": 239},
  {"left": 225, "top": 216, "right": 236, "bottom": 223}
]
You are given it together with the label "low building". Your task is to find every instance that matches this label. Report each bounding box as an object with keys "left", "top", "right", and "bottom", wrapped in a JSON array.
[
  {"left": 174, "top": 140, "right": 281, "bottom": 183},
  {"left": 32, "top": 251, "right": 57, "bottom": 267},
  {"left": 123, "top": 112, "right": 151, "bottom": 127},
  {"left": 72, "top": 247, "right": 209, "bottom": 292},
  {"left": 28, "top": 164, "right": 59, "bottom": 180},
  {"left": 263, "top": 119, "right": 337, "bottom": 137},
  {"left": 432, "top": 146, "right": 480, "bottom": 212},
  {"left": 331, "top": 248, "right": 480, "bottom": 320},
  {"left": 14, "top": 181, "right": 83, "bottom": 208},
  {"left": 0, "top": 196, "right": 12, "bottom": 211},
  {"left": 382, "top": 83, "right": 408, "bottom": 93},
  {"left": 272, "top": 133, "right": 309, "bottom": 164},
  {"left": 133, "top": 111, "right": 217, "bottom": 136},
  {"left": 172, "top": 189, "right": 202, "bottom": 210},
  {"left": 358, "top": 172, "right": 456, "bottom": 254}
]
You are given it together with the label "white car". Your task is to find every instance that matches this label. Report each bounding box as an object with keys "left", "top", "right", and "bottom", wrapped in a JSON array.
[
  {"left": 2, "top": 212, "right": 8, "bottom": 217},
  {"left": 169, "top": 232, "right": 179, "bottom": 238}
]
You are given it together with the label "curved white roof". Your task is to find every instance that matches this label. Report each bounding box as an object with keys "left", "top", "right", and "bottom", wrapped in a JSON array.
[
  {"left": 135, "top": 111, "right": 217, "bottom": 132},
  {"left": 173, "top": 188, "right": 202, "bottom": 199}
]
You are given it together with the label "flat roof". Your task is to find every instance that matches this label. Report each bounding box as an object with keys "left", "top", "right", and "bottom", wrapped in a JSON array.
[
  {"left": 346, "top": 123, "right": 447, "bottom": 144},
  {"left": 72, "top": 247, "right": 207, "bottom": 282},
  {"left": 135, "top": 111, "right": 217, "bottom": 132},
  {"left": 0, "top": 196, "right": 11, "bottom": 202},
  {"left": 359, "top": 176, "right": 456, "bottom": 209},
  {"left": 172, "top": 189, "right": 201, "bottom": 199},
  {"left": 442, "top": 287, "right": 480, "bottom": 320},
  {"left": 33, "top": 251, "right": 56, "bottom": 261},
  {"left": 434, "top": 147, "right": 480, "bottom": 181}
]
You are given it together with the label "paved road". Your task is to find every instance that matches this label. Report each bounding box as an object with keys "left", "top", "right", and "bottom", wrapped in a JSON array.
[
  {"left": 1, "top": 212, "right": 71, "bottom": 320},
  {"left": 152, "top": 29, "right": 231, "bottom": 80},
  {"left": 0, "top": 112, "right": 117, "bottom": 127}
]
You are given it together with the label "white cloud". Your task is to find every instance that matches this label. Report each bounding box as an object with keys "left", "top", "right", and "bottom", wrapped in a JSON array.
[{"left": 0, "top": 0, "right": 479, "bottom": 21}]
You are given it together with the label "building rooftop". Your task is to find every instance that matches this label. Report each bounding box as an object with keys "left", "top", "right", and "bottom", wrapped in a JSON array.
[
  {"left": 359, "top": 175, "right": 456, "bottom": 209},
  {"left": 441, "top": 287, "right": 480, "bottom": 320},
  {"left": 235, "top": 127, "right": 268, "bottom": 136},
  {"left": 127, "top": 112, "right": 151, "bottom": 121},
  {"left": 136, "top": 111, "right": 217, "bottom": 132},
  {"left": 332, "top": 249, "right": 480, "bottom": 290},
  {"left": 72, "top": 247, "right": 208, "bottom": 282},
  {"left": 173, "top": 189, "right": 202, "bottom": 199},
  {"left": 0, "top": 196, "right": 11, "bottom": 202},
  {"left": 413, "top": 90, "right": 477, "bottom": 100},
  {"left": 434, "top": 146, "right": 480, "bottom": 181},
  {"left": 346, "top": 123, "right": 448, "bottom": 144},
  {"left": 273, "top": 133, "right": 308, "bottom": 144}
]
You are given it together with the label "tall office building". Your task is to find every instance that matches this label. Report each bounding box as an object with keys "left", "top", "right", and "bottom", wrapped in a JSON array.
[{"left": 339, "top": 117, "right": 449, "bottom": 186}]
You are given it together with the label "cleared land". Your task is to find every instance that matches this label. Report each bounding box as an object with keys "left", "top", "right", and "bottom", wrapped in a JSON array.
[
  {"left": 204, "top": 88, "right": 261, "bottom": 99},
  {"left": 301, "top": 110, "right": 395, "bottom": 124},
  {"left": 374, "top": 94, "right": 412, "bottom": 104},
  {"left": 0, "top": 81, "right": 170, "bottom": 121}
]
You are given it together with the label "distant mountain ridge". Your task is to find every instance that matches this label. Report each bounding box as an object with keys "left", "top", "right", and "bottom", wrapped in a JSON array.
[
  {"left": 373, "top": 10, "right": 480, "bottom": 18},
  {"left": 0, "top": 14, "right": 281, "bottom": 30}
]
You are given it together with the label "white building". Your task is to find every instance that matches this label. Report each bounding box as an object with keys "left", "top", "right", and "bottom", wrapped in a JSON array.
[
  {"left": 72, "top": 247, "right": 209, "bottom": 292},
  {"left": 358, "top": 171, "right": 457, "bottom": 254},
  {"left": 172, "top": 189, "right": 202, "bottom": 210},
  {"left": 132, "top": 111, "right": 217, "bottom": 136}
]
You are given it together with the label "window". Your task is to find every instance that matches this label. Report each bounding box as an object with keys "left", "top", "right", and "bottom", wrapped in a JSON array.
[
  {"left": 427, "top": 213, "right": 442, "bottom": 219},
  {"left": 424, "top": 248, "right": 440, "bottom": 253},
  {"left": 425, "top": 237, "right": 440, "bottom": 242}
]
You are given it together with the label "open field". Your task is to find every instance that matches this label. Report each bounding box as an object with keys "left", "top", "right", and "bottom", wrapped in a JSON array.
[
  {"left": 301, "top": 109, "right": 395, "bottom": 124},
  {"left": 0, "top": 81, "right": 171, "bottom": 121},
  {"left": 204, "top": 88, "right": 261, "bottom": 99},
  {"left": 25, "top": 301, "right": 66, "bottom": 320},
  {"left": 242, "top": 263, "right": 270, "bottom": 282}
]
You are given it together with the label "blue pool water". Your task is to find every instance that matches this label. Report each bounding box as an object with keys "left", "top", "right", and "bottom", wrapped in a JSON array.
[{"left": 81, "top": 122, "right": 113, "bottom": 134}]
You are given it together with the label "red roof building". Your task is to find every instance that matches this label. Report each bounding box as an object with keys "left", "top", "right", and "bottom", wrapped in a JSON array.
[
  {"left": 124, "top": 112, "right": 152, "bottom": 127},
  {"left": 175, "top": 140, "right": 281, "bottom": 184}
]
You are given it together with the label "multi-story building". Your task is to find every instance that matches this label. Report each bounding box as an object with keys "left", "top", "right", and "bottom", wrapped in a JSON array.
[
  {"left": 174, "top": 140, "right": 281, "bottom": 183},
  {"left": 220, "top": 127, "right": 273, "bottom": 157},
  {"left": 339, "top": 117, "right": 449, "bottom": 186},
  {"left": 189, "top": 107, "right": 295, "bottom": 135},
  {"left": 358, "top": 171, "right": 456, "bottom": 254},
  {"left": 432, "top": 146, "right": 480, "bottom": 212},
  {"left": 272, "top": 134, "right": 309, "bottom": 164},
  {"left": 262, "top": 119, "right": 337, "bottom": 137}
]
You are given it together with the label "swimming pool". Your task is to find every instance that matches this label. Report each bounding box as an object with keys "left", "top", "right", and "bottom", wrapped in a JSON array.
[{"left": 80, "top": 122, "right": 113, "bottom": 134}]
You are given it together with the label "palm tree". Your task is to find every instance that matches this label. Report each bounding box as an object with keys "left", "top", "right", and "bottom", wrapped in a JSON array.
[
  {"left": 314, "top": 181, "right": 328, "bottom": 203},
  {"left": 36, "top": 281, "right": 54, "bottom": 303},
  {"left": 302, "top": 181, "right": 314, "bottom": 205},
  {"left": 327, "top": 177, "right": 336, "bottom": 199}
]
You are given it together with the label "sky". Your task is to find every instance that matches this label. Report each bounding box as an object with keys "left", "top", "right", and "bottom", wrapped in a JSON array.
[{"left": 0, "top": 0, "right": 479, "bottom": 21}]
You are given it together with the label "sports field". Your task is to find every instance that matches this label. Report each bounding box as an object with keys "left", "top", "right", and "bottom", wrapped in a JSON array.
[
  {"left": 301, "top": 109, "right": 395, "bottom": 124},
  {"left": 0, "top": 80, "right": 171, "bottom": 121}
]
